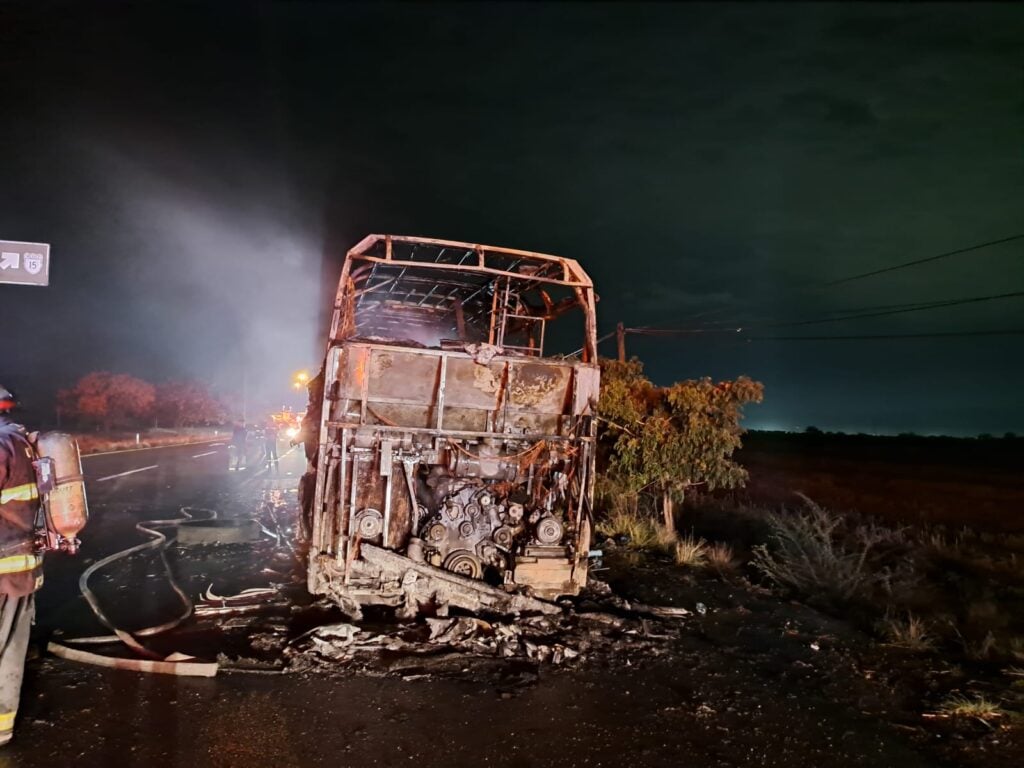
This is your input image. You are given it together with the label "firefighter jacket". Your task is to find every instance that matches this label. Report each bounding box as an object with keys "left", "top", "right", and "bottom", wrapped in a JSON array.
[{"left": 0, "top": 419, "right": 43, "bottom": 597}]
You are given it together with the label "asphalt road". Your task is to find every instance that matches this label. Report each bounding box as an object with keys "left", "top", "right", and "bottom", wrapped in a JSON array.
[
  {"left": 0, "top": 441, "right": 945, "bottom": 768},
  {"left": 33, "top": 438, "right": 304, "bottom": 638}
]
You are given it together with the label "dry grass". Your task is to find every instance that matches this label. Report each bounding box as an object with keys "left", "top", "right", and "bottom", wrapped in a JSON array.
[
  {"left": 1010, "top": 638, "right": 1024, "bottom": 662},
  {"left": 937, "top": 694, "right": 1004, "bottom": 721},
  {"left": 673, "top": 534, "right": 708, "bottom": 567},
  {"left": 881, "top": 613, "right": 935, "bottom": 652},
  {"left": 973, "top": 632, "right": 998, "bottom": 661},
  {"left": 597, "top": 508, "right": 663, "bottom": 550},
  {"left": 706, "top": 542, "right": 737, "bottom": 572},
  {"left": 926, "top": 530, "right": 962, "bottom": 557},
  {"left": 596, "top": 486, "right": 699, "bottom": 557},
  {"left": 955, "top": 630, "right": 998, "bottom": 661},
  {"left": 596, "top": 497, "right": 737, "bottom": 574},
  {"left": 655, "top": 527, "right": 679, "bottom": 551}
]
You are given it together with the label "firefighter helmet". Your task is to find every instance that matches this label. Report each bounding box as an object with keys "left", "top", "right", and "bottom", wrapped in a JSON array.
[{"left": 0, "top": 384, "right": 14, "bottom": 411}]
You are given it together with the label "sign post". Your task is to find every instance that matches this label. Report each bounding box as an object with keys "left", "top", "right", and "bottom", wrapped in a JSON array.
[{"left": 0, "top": 241, "right": 50, "bottom": 286}]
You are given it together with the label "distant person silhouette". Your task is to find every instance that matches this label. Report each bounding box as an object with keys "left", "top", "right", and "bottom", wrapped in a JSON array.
[
  {"left": 264, "top": 421, "right": 279, "bottom": 466},
  {"left": 230, "top": 422, "right": 247, "bottom": 470}
]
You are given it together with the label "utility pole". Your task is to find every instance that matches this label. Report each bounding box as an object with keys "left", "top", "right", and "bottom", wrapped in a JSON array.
[{"left": 616, "top": 322, "right": 626, "bottom": 362}]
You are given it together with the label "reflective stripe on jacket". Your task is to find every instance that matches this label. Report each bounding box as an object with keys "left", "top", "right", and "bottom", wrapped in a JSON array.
[
  {"left": 0, "top": 483, "right": 38, "bottom": 505},
  {"left": 0, "top": 554, "right": 42, "bottom": 575},
  {"left": 0, "top": 422, "right": 43, "bottom": 596}
]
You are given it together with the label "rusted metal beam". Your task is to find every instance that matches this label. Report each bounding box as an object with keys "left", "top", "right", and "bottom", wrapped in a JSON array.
[
  {"left": 350, "top": 234, "right": 572, "bottom": 267},
  {"left": 350, "top": 254, "right": 592, "bottom": 289}
]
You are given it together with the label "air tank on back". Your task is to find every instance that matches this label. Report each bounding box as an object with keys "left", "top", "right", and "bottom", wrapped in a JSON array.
[{"left": 35, "top": 432, "right": 88, "bottom": 552}]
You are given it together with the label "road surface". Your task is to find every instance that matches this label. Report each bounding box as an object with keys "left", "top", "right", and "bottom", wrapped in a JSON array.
[
  {"left": 34, "top": 437, "right": 302, "bottom": 639},
  {"left": 0, "top": 440, "right": 950, "bottom": 768}
]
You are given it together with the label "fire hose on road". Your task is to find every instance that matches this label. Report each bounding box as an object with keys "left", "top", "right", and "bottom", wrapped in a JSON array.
[{"left": 48, "top": 506, "right": 221, "bottom": 677}]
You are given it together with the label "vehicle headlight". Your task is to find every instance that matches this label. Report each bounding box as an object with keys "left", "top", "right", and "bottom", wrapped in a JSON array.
[{"left": 286, "top": 427, "right": 299, "bottom": 438}]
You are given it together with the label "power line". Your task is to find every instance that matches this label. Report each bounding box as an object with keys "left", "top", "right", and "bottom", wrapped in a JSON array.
[
  {"left": 614, "top": 289, "right": 1024, "bottom": 336},
  {"left": 824, "top": 233, "right": 1024, "bottom": 286},
  {"left": 765, "top": 290, "right": 1024, "bottom": 328},
  {"left": 745, "top": 329, "right": 1024, "bottom": 341},
  {"left": 626, "top": 326, "right": 743, "bottom": 336},
  {"left": 819, "top": 297, "right": 981, "bottom": 314},
  {"left": 684, "top": 298, "right": 949, "bottom": 328},
  {"left": 604, "top": 236, "right": 1024, "bottom": 357},
  {"left": 667, "top": 232, "right": 1024, "bottom": 328},
  {"left": 601, "top": 322, "right": 1024, "bottom": 359},
  {"left": 613, "top": 324, "right": 1024, "bottom": 342},
  {"left": 658, "top": 283, "right": 1024, "bottom": 332},
  {"left": 564, "top": 329, "right": 617, "bottom": 359}
]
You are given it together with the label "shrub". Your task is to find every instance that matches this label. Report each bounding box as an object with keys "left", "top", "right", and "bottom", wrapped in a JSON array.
[
  {"left": 1010, "top": 638, "right": 1024, "bottom": 662},
  {"left": 750, "top": 495, "right": 916, "bottom": 605},
  {"left": 673, "top": 534, "right": 708, "bottom": 567},
  {"left": 596, "top": 477, "right": 682, "bottom": 553},
  {"left": 959, "top": 630, "right": 998, "bottom": 661},
  {"left": 706, "top": 542, "right": 737, "bottom": 572},
  {"left": 937, "top": 694, "right": 1004, "bottom": 721},
  {"left": 881, "top": 613, "right": 935, "bottom": 652},
  {"left": 597, "top": 508, "right": 662, "bottom": 550}
]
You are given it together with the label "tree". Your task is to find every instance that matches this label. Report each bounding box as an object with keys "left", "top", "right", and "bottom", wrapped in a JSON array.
[
  {"left": 60, "top": 372, "right": 156, "bottom": 431},
  {"left": 597, "top": 358, "right": 763, "bottom": 535},
  {"left": 154, "top": 380, "right": 226, "bottom": 427}
]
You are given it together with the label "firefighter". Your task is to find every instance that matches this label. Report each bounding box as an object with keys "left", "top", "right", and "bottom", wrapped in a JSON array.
[
  {"left": 229, "top": 421, "right": 248, "bottom": 471},
  {"left": 291, "top": 368, "right": 324, "bottom": 541},
  {"left": 263, "top": 420, "right": 279, "bottom": 466},
  {"left": 0, "top": 385, "right": 43, "bottom": 746}
]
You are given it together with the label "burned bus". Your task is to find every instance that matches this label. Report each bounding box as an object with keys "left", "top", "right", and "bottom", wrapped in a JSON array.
[{"left": 306, "top": 235, "right": 599, "bottom": 615}]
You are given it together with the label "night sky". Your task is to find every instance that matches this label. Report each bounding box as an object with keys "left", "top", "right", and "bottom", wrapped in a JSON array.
[{"left": 1, "top": 2, "right": 1022, "bottom": 435}]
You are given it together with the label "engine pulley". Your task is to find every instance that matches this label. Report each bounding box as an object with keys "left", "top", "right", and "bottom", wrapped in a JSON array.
[
  {"left": 535, "top": 516, "right": 563, "bottom": 545},
  {"left": 355, "top": 508, "right": 383, "bottom": 540},
  {"left": 493, "top": 525, "right": 514, "bottom": 549},
  {"left": 443, "top": 550, "right": 483, "bottom": 579}
]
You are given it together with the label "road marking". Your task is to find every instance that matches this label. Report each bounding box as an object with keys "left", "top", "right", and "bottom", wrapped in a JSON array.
[
  {"left": 210, "top": 442, "right": 225, "bottom": 447},
  {"left": 192, "top": 450, "right": 218, "bottom": 458},
  {"left": 95, "top": 465, "right": 158, "bottom": 482}
]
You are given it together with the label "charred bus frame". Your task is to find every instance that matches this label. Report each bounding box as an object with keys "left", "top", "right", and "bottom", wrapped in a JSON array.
[{"left": 307, "top": 235, "right": 599, "bottom": 615}]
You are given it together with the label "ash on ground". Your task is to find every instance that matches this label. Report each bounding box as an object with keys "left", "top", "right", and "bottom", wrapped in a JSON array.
[{"left": 211, "top": 580, "right": 693, "bottom": 686}]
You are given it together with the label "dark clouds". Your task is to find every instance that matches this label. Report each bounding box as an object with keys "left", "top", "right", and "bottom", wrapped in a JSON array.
[{"left": 1, "top": 1, "right": 1022, "bottom": 434}]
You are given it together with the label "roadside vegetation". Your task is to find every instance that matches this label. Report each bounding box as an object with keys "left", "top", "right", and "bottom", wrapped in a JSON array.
[
  {"left": 57, "top": 371, "right": 230, "bottom": 431},
  {"left": 879, "top": 613, "right": 935, "bottom": 652},
  {"left": 592, "top": 356, "right": 1024, "bottom": 746},
  {"left": 74, "top": 428, "right": 224, "bottom": 455},
  {"left": 596, "top": 358, "right": 763, "bottom": 536},
  {"left": 937, "top": 694, "right": 1005, "bottom": 722}
]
